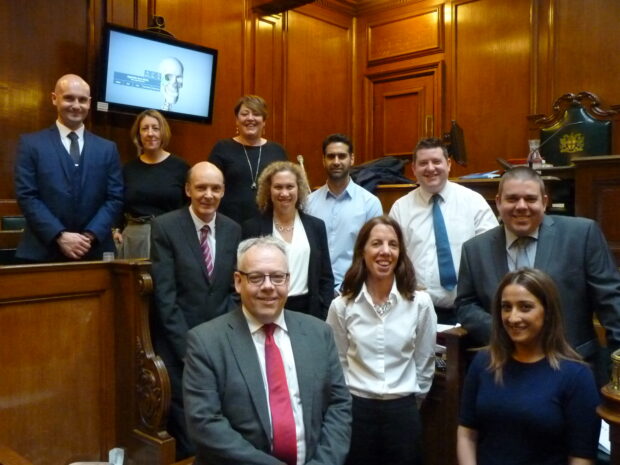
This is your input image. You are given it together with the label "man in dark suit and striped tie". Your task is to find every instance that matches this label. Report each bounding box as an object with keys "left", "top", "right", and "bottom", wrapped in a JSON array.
[{"left": 150, "top": 161, "right": 241, "bottom": 459}]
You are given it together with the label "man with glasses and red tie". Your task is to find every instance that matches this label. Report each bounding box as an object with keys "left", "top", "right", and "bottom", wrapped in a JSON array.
[
  {"left": 183, "top": 236, "right": 352, "bottom": 465},
  {"left": 151, "top": 161, "right": 241, "bottom": 460}
]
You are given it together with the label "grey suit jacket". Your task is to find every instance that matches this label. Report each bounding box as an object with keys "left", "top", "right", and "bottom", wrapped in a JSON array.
[
  {"left": 456, "top": 215, "right": 620, "bottom": 360},
  {"left": 150, "top": 207, "right": 241, "bottom": 366},
  {"left": 14, "top": 125, "right": 123, "bottom": 261},
  {"left": 183, "top": 308, "right": 352, "bottom": 465}
]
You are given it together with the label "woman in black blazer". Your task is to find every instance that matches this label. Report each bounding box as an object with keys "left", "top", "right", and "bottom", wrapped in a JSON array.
[{"left": 242, "top": 161, "right": 335, "bottom": 319}]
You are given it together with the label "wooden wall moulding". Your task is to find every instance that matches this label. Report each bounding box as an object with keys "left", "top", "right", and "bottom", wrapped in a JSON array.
[
  {"left": 366, "top": 6, "right": 443, "bottom": 66},
  {"left": 252, "top": 0, "right": 315, "bottom": 15}
]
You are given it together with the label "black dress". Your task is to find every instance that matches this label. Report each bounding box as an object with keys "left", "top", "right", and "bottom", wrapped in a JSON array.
[{"left": 208, "top": 138, "right": 287, "bottom": 224}]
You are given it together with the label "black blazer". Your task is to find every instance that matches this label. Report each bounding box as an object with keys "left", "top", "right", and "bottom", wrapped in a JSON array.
[
  {"left": 242, "top": 210, "right": 334, "bottom": 319},
  {"left": 456, "top": 215, "right": 620, "bottom": 363},
  {"left": 151, "top": 208, "right": 241, "bottom": 367}
]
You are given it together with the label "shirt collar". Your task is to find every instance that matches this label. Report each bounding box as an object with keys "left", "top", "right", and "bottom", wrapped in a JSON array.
[
  {"left": 418, "top": 180, "right": 452, "bottom": 205},
  {"left": 56, "top": 120, "right": 85, "bottom": 139},
  {"left": 188, "top": 206, "right": 216, "bottom": 233},
  {"left": 355, "top": 280, "right": 401, "bottom": 306},
  {"left": 325, "top": 177, "right": 353, "bottom": 200},
  {"left": 242, "top": 307, "right": 288, "bottom": 335},
  {"left": 504, "top": 225, "right": 540, "bottom": 248}
]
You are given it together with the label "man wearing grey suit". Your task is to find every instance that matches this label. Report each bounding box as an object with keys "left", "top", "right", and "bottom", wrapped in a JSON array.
[
  {"left": 456, "top": 166, "right": 620, "bottom": 382},
  {"left": 183, "top": 236, "right": 352, "bottom": 465},
  {"left": 151, "top": 161, "right": 241, "bottom": 459}
]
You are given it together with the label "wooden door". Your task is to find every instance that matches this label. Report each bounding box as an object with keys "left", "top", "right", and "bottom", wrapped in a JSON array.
[{"left": 370, "top": 69, "right": 439, "bottom": 159}]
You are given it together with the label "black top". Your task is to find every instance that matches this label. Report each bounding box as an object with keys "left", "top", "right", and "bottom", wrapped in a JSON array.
[
  {"left": 122, "top": 154, "right": 189, "bottom": 219},
  {"left": 208, "top": 138, "right": 288, "bottom": 224}
]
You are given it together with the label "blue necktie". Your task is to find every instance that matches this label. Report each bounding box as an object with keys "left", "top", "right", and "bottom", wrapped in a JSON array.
[{"left": 432, "top": 195, "right": 457, "bottom": 290}]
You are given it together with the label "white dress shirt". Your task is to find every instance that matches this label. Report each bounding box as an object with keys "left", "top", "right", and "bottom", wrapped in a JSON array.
[
  {"left": 389, "top": 181, "right": 498, "bottom": 308},
  {"left": 188, "top": 207, "right": 216, "bottom": 262},
  {"left": 306, "top": 179, "right": 383, "bottom": 291},
  {"left": 56, "top": 120, "right": 85, "bottom": 165},
  {"left": 326, "top": 282, "right": 437, "bottom": 400},
  {"left": 243, "top": 308, "right": 306, "bottom": 465}
]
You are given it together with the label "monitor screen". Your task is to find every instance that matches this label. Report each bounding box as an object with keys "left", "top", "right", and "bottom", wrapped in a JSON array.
[{"left": 98, "top": 24, "right": 218, "bottom": 124}]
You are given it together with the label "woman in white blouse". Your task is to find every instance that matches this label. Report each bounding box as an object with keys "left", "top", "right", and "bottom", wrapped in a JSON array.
[
  {"left": 327, "top": 215, "right": 437, "bottom": 465},
  {"left": 242, "top": 161, "right": 334, "bottom": 319}
]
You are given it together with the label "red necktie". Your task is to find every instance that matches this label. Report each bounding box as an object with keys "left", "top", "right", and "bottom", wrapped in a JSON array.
[
  {"left": 263, "top": 323, "right": 297, "bottom": 465},
  {"left": 199, "top": 225, "right": 214, "bottom": 278}
]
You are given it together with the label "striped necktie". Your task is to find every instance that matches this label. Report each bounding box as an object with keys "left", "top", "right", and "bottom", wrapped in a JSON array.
[{"left": 200, "top": 225, "right": 214, "bottom": 278}]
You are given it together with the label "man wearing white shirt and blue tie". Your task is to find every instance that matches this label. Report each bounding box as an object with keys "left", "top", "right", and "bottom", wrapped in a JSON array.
[
  {"left": 389, "top": 137, "right": 498, "bottom": 324},
  {"left": 306, "top": 134, "right": 383, "bottom": 294}
]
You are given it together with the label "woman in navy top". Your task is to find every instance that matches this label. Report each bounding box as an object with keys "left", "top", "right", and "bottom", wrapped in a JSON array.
[{"left": 458, "top": 268, "right": 600, "bottom": 465}]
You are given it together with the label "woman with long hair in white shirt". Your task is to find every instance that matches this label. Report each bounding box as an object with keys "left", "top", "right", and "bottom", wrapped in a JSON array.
[{"left": 327, "top": 215, "right": 437, "bottom": 465}]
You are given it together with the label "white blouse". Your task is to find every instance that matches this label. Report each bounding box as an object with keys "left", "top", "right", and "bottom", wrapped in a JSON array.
[
  {"left": 274, "top": 212, "right": 310, "bottom": 297},
  {"left": 326, "top": 282, "right": 437, "bottom": 400}
]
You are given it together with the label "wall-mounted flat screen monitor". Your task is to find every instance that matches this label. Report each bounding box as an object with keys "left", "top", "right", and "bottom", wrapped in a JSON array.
[{"left": 98, "top": 24, "right": 218, "bottom": 124}]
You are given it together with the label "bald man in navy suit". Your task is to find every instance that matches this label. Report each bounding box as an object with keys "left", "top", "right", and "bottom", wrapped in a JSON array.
[{"left": 14, "top": 74, "right": 123, "bottom": 262}]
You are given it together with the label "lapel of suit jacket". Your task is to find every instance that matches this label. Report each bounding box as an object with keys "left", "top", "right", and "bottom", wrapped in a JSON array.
[
  {"left": 260, "top": 212, "right": 274, "bottom": 235},
  {"left": 180, "top": 208, "right": 211, "bottom": 282},
  {"left": 226, "top": 309, "right": 272, "bottom": 437},
  {"left": 491, "top": 227, "right": 509, "bottom": 282},
  {"left": 48, "top": 125, "right": 74, "bottom": 183},
  {"left": 533, "top": 215, "right": 555, "bottom": 270},
  {"left": 285, "top": 311, "right": 315, "bottom": 445},
  {"left": 211, "top": 214, "right": 229, "bottom": 287}
]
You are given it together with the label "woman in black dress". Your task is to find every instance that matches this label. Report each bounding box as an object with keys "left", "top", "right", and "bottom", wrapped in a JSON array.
[
  {"left": 208, "top": 95, "right": 288, "bottom": 225},
  {"left": 114, "top": 109, "right": 188, "bottom": 258}
]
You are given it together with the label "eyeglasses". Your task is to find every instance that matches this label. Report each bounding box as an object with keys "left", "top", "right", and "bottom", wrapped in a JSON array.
[{"left": 237, "top": 271, "right": 290, "bottom": 286}]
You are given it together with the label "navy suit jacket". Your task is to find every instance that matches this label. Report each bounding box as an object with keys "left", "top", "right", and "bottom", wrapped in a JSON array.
[
  {"left": 456, "top": 215, "right": 620, "bottom": 361},
  {"left": 183, "top": 308, "right": 352, "bottom": 465},
  {"left": 150, "top": 207, "right": 241, "bottom": 367},
  {"left": 242, "top": 211, "right": 335, "bottom": 320},
  {"left": 14, "top": 125, "right": 123, "bottom": 261}
]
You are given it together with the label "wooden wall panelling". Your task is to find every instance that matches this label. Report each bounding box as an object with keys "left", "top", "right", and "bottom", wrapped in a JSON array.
[
  {"left": 283, "top": 4, "right": 354, "bottom": 187},
  {"left": 0, "top": 0, "right": 92, "bottom": 200},
  {"left": 574, "top": 155, "right": 620, "bottom": 266},
  {"left": 355, "top": 0, "right": 446, "bottom": 167},
  {"left": 448, "top": 0, "right": 533, "bottom": 176},
  {"left": 253, "top": 14, "right": 285, "bottom": 144},
  {"left": 546, "top": 0, "right": 620, "bottom": 114}
]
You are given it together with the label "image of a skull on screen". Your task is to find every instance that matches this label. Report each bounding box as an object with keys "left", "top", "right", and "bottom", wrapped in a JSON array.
[{"left": 159, "top": 57, "right": 184, "bottom": 111}]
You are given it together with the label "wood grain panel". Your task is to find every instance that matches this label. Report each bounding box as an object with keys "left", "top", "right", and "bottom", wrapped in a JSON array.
[
  {"left": 371, "top": 71, "right": 438, "bottom": 159},
  {"left": 450, "top": 0, "right": 532, "bottom": 174},
  {"left": 368, "top": 7, "right": 442, "bottom": 64},
  {"left": 284, "top": 6, "right": 353, "bottom": 187},
  {"left": 366, "top": 63, "right": 441, "bottom": 165},
  {"left": 547, "top": 0, "right": 620, "bottom": 110},
  {"left": 0, "top": 269, "right": 116, "bottom": 465},
  {"left": 574, "top": 155, "right": 620, "bottom": 265},
  {"left": 255, "top": 15, "right": 284, "bottom": 144},
  {"left": 0, "top": 0, "right": 91, "bottom": 200}
]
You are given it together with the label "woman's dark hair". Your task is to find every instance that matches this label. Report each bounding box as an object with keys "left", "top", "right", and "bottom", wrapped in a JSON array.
[
  {"left": 488, "top": 267, "right": 581, "bottom": 383},
  {"left": 341, "top": 215, "right": 416, "bottom": 302}
]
